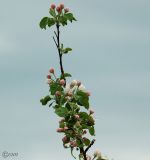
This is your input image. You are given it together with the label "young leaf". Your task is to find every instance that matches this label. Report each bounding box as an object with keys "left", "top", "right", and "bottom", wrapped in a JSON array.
[
  {"left": 49, "top": 8, "right": 56, "bottom": 17},
  {"left": 48, "top": 18, "right": 55, "bottom": 27},
  {"left": 63, "top": 48, "right": 72, "bottom": 54},
  {"left": 60, "top": 73, "right": 72, "bottom": 79},
  {"left": 59, "top": 16, "right": 67, "bottom": 26},
  {"left": 83, "top": 138, "right": 90, "bottom": 146},
  {"left": 39, "top": 17, "right": 49, "bottom": 29},
  {"left": 40, "top": 95, "right": 51, "bottom": 105},
  {"left": 88, "top": 126, "right": 95, "bottom": 136},
  {"left": 76, "top": 91, "right": 89, "bottom": 109},
  {"left": 64, "top": 13, "right": 77, "bottom": 22},
  {"left": 55, "top": 107, "right": 68, "bottom": 117}
]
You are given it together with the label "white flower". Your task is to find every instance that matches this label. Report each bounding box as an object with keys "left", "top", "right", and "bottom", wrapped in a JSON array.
[
  {"left": 94, "top": 150, "right": 101, "bottom": 158},
  {"left": 46, "top": 79, "right": 52, "bottom": 84},
  {"left": 70, "top": 80, "right": 78, "bottom": 87},
  {"left": 78, "top": 84, "right": 86, "bottom": 92},
  {"left": 64, "top": 84, "right": 70, "bottom": 94},
  {"left": 86, "top": 155, "right": 92, "bottom": 160}
]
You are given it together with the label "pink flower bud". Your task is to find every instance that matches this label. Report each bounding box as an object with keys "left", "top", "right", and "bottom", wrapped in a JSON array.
[
  {"left": 60, "top": 79, "right": 65, "bottom": 86},
  {"left": 59, "top": 4, "right": 64, "bottom": 9},
  {"left": 64, "top": 126, "right": 69, "bottom": 131},
  {"left": 56, "top": 6, "right": 62, "bottom": 13},
  {"left": 47, "top": 79, "right": 52, "bottom": 85},
  {"left": 86, "top": 92, "right": 91, "bottom": 96},
  {"left": 75, "top": 114, "right": 80, "bottom": 120},
  {"left": 47, "top": 75, "right": 51, "bottom": 79},
  {"left": 67, "top": 92, "right": 73, "bottom": 97},
  {"left": 59, "top": 118, "right": 65, "bottom": 123},
  {"left": 87, "top": 155, "right": 92, "bottom": 160},
  {"left": 55, "top": 91, "right": 61, "bottom": 97},
  {"left": 50, "top": 4, "right": 56, "bottom": 9},
  {"left": 89, "top": 109, "right": 94, "bottom": 114},
  {"left": 49, "top": 68, "right": 54, "bottom": 74},
  {"left": 70, "top": 141, "right": 77, "bottom": 147},
  {"left": 62, "top": 136, "right": 69, "bottom": 143},
  {"left": 77, "top": 81, "right": 81, "bottom": 87},
  {"left": 64, "top": 8, "right": 69, "bottom": 13},
  {"left": 56, "top": 128, "right": 64, "bottom": 132},
  {"left": 83, "top": 130, "right": 87, "bottom": 134}
]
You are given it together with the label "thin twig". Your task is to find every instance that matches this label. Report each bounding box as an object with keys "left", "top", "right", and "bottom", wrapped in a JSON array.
[
  {"left": 53, "top": 36, "right": 58, "bottom": 47},
  {"left": 54, "top": 31, "right": 58, "bottom": 38},
  {"left": 85, "top": 139, "right": 96, "bottom": 153}
]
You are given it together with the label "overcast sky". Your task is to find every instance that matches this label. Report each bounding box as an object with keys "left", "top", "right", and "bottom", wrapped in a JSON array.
[{"left": 0, "top": 0, "right": 150, "bottom": 160}]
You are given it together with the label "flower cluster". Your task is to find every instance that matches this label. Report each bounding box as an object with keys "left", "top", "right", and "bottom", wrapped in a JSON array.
[
  {"left": 39, "top": 3, "right": 108, "bottom": 160},
  {"left": 40, "top": 68, "right": 99, "bottom": 158},
  {"left": 50, "top": 3, "right": 69, "bottom": 13}
]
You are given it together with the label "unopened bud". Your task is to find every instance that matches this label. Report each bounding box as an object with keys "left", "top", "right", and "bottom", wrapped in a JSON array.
[
  {"left": 75, "top": 114, "right": 80, "bottom": 120},
  {"left": 64, "top": 126, "right": 69, "bottom": 131},
  {"left": 64, "top": 8, "right": 69, "bottom": 13},
  {"left": 56, "top": 6, "right": 62, "bottom": 13},
  {"left": 59, "top": 4, "right": 64, "bottom": 9},
  {"left": 56, "top": 128, "right": 64, "bottom": 132},
  {"left": 47, "top": 75, "right": 51, "bottom": 79},
  {"left": 55, "top": 91, "right": 61, "bottom": 97},
  {"left": 49, "top": 68, "right": 54, "bottom": 74},
  {"left": 60, "top": 79, "right": 65, "bottom": 86},
  {"left": 50, "top": 4, "right": 56, "bottom": 9}
]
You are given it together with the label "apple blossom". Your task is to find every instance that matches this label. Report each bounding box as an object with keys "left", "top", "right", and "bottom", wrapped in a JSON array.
[
  {"left": 59, "top": 118, "right": 65, "bottom": 123},
  {"left": 56, "top": 6, "right": 62, "bottom": 13},
  {"left": 83, "top": 130, "right": 87, "bottom": 134},
  {"left": 78, "top": 84, "right": 87, "bottom": 92},
  {"left": 86, "top": 92, "right": 91, "bottom": 96},
  {"left": 70, "top": 141, "right": 77, "bottom": 147},
  {"left": 64, "top": 8, "right": 69, "bottom": 13},
  {"left": 59, "top": 4, "right": 64, "bottom": 9},
  {"left": 75, "top": 114, "right": 80, "bottom": 120},
  {"left": 47, "top": 75, "right": 51, "bottom": 79},
  {"left": 55, "top": 91, "right": 61, "bottom": 96},
  {"left": 49, "top": 68, "right": 54, "bottom": 74},
  {"left": 60, "top": 79, "right": 65, "bottom": 86},
  {"left": 39, "top": 4, "right": 104, "bottom": 160},
  {"left": 57, "top": 128, "right": 64, "bottom": 132},
  {"left": 70, "top": 80, "right": 78, "bottom": 88},
  {"left": 50, "top": 4, "right": 56, "bottom": 9},
  {"left": 94, "top": 150, "right": 101, "bottom": 158},
  {"left": 77, "top": 80, "right": 81, "bottom": 87},
  {"left": 89, "top": 109, "right": 94, "bottom": 115},
  {"left": 64, "top": 126, "right": 69, "bottom": 130},
  {"left": 86, "top": 155, "right": 92, "bottom": 160},
  {"left": 62, "top": 136, "right": 69, "bottom": 143},
  {"left": 46, "top": 79, "right": 52, "bottom": 85}
]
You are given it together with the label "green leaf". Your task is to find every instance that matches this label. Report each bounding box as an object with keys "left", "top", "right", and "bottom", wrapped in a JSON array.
[
  {"left": 40, "top": 95, "right": 51, "bottom": 105},
  {"left": 83, "top": 138, "right": 90, "bottom": 146},
  {"left": 88, "top": 126, "right": 95, "bottom": 136},
  {"left": 77, "top": 91, "right": 89, "bottom": 109},
  {"left": 63, "top": 48, "right": 72, "bottom": 54},
  {"left": 49, "top": 8, "right": 56, "bottom": 17},
  {"left": 55, "top": 107, "right": 68, "bottom": 117},
  {"left": 50, "top": 82, "right": 63, "bottom": 95},
  {"left": 64, "top": 13, "right": 77, "bottom": 22},
  {"left": 79, "top": 112, "right": 89, "bottom": 119},
  {"left": 39, "top": 17, "right": 49, "bottom": 29},
  {"left": 59, "top": 16, "right": 67, "bottom": 26},
  {"left": 48, "top": 18, "right": 55, "bottom": 27},
  {"left": 60, "top": 73, "right": 72, "bottom": 79}
]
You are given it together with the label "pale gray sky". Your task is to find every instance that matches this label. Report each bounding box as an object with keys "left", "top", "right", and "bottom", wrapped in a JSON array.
[{"left": 0, "top": 0, "right": 150, "bottom": 160}]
